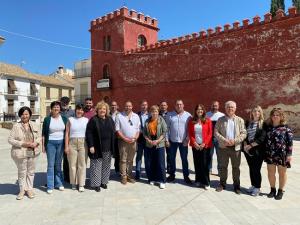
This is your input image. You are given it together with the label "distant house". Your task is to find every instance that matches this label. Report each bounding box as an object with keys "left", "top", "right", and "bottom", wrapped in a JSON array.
[
  {"left": 74, "top": 59, "right": 91, "bottom": 104},
  {"left": 0, "top": 62, "right": 75, "bottom": 122}
]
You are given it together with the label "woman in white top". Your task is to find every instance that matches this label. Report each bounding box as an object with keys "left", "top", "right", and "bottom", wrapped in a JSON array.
[
  {"left": 65, "top": 104, "right": 89, "bottom": 192},
  {"left": 188, "top": 104, "right": 213, "bottom": 189},
  {"left": 42, "top": 101, "right": 68, "bottom": 194}
]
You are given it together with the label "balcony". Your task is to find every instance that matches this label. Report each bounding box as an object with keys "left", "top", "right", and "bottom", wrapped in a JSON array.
[
  {"left": 74, "top": 68, "right": 91, "bottom": 78},
  {"left": 3, "top": 88, "right": 20, "bottom": 100},
  {"left": 27, "top": 91, "right": 39, "bottom": 100}
]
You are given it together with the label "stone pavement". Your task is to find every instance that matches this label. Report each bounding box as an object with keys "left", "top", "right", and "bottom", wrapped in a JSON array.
[{"left": 0, "top": 127, "right": 299, "bottom": 225}]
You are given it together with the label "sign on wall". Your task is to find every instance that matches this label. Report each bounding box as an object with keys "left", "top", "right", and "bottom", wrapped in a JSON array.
[{"left": 97, "top": 79, "right": 110, "bottom": 89}]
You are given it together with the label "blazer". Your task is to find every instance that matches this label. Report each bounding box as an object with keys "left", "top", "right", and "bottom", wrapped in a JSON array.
[
  {"left": 85, "top": 115, "right": 115, "bottom": 159},
  {"left": 42, "top": 115, "right": 68, "bottom": 148},
  {"left": 214, "top": 115, "right": 247, "bottom": 151},
  {"left": 243, "top": 120, "right": 267, "bottom": 156},
  {"left": 8, "top": 121, "right": 41, "bottom": 159},
  {"left": 143, "top": 116, "right": 168, "bottom": 149},
  {"left": 188, "top": 118, "right": 213, "bottom": 148}
]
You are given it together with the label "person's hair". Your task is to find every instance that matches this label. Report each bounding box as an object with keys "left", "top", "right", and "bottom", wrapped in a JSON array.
[
  {"left": 160, "top": 100, "right": 168, "bottom": 105},
  {"left": 150, "top": 105, "right": 159, "bottom": 113},
  {"left": 175, "top": 99, "right": 183, "bottom": 104},
  {"left": 75, "top": 104, "right": 85, "bottom": 115},
  {"left": 60, "top": 96, "right": 70, "bottom": 105},
  {"left": 125, "top": 100, "right": 132, "bottom": 105},
  {"left": 140, "top": 99, "right": 148, "bottom": 105},
  {"left": 249, "top": 105, "right": 264, "bottom": 128},
  {"left": 225, "top": 100, "right": 236, "bottom": 108},
  {"left": 50, "top": 101, "right": 61, "bottom": 110},
  {"left": 192, "top": 104, "right": 207, "bottom": 123},
  {"left": 85, "top": 97, "right": 92, "bottom": 101},
  {"left": 268, "top": 107, "right": 286, "bottom": 126},
  {"left": 18, "top": 106, "right": 32, "bottom": 118},
  {"left": 95, "top": 101, "right": 110, "bottom": 116}
]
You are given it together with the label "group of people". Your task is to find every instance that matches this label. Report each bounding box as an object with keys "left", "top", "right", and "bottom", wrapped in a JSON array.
[{"left": 8, "top": 97, "right": 293, "bottom": 201}]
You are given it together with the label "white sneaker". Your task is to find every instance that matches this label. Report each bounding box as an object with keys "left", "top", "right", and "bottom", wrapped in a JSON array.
[
  {"left": 159, "top": 183, "right": 166, "bottom": 189},
  {"left": 58, "top": 186, "right": 64, "bottom": 191},
  {"left": 149, "top": 181, "right": 155, "bottom": 185},
  {"left": 195, "top": 182, "right": 201, "bottom": 187},
  {"left": 71, "top": 185, "right": 77, "bottom": 190},
  {"left": 251, "top": 188, "right": 260, "bottom": 196},
  {"left": 204, "top": 185, "right": 210, "bottom": 190},
  {"left": 79, "top": 187, "right": 85, "bottom": 192},
  {"left": 47, "top": 189, "right": 53, "bottom": 194},
  {"left": 247, "top": 186, "right": 255, "bottom": 193}
]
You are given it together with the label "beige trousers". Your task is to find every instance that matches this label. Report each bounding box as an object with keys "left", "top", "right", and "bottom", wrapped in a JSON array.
[
  {"left": 67, "top": 138, "right": 87, "bottom": 186},
  {"left": 12, "top": 156, "right": 35, "bottom": 191},
  {"left": 118, "top": 140, "right": 136, "bottom": 178}
]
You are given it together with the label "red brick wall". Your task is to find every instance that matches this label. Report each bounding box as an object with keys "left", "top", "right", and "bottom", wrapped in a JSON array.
[{"left": 91, "top": 7, "right": 300, "bottom": 134}]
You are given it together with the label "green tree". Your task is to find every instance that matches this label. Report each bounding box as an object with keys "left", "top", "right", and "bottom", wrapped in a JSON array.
[
  {"left": 293, "top": 0, "right": 300, "bottom": 11},
  {"left": 270, "top": 0, "right": 285, "bottom": 16}
]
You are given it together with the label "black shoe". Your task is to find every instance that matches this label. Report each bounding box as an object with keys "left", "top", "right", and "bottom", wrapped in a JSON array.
[
  {"left": 166, "top": 175, "right": 175, "bottom": 182},
  {"left": 275, "top": 189, "right": 284, "bottom": 200},
  {"left": 135, "top": 171, "right": 140, "bottom": 180},
  {"left": 216, "top": 184, "right": 225, "bottom": 192},
  {"left": 267, "top": 187, "right": 276, "bottom": 198},
  {"left": 234, "top": 186, "right": 241, "bottom": 195},
  {"left": 100, "top": 184, "right": 107, "bottom": 189},
  {"left": 184, "top": 176, "right": 192, "bottom": 185},
  {"left": 95, "top": 186, "right": 101, "bottom": 192}
]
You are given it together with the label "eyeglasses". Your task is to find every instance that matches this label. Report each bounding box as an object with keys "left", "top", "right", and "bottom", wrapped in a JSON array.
[{"left": 128, "top": 119, "right": 133, "bottom": 126}]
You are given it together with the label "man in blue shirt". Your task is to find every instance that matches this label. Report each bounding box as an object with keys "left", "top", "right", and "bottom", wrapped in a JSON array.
[{"left": 166, "top": 100, "right": 192, "bottom": 184}]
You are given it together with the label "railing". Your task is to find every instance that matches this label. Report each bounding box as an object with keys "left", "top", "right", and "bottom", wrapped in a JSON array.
[{"left": 74, "top": 68, "right": 91, "bottom": 78}]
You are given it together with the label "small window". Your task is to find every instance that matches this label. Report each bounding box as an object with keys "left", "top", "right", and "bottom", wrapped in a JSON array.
[
  {"left": 103, "top": 35, "right": 111, "bottom": 51},
  {"left": 59, "top": 89, "right": 62, "bottom": 99},
  {"left": 103, "top": 64, "right": 110, "bottom": 79},
  {"left": 137, "top": 35, "right": 147, "bottom": 48},
  {"left": 46, "top": 87, "right": 50, "bottom": 99}
]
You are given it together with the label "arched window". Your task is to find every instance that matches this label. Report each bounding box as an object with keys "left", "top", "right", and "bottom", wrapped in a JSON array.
[
  {"left": 103, "top": 64, "right": 110, "bottom": 79},
  {"left": 103, "top": 35, "right": 111, "bottom": 51},
  {"left": 137, "top": 35, "right": 147, "bottom": 48}
]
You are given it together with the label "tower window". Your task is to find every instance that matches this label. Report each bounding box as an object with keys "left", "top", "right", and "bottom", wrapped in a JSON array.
[
  {"left": 137, "top": 35, "right": 147, "bottom": 48},
  {"left": 103, "top": 64, "right": 110, "bottom": 79},
  {"left": 103, "top": 35, "right": 111, "bottom": 51}
]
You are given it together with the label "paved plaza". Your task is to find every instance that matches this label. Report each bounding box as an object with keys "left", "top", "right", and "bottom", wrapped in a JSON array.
[{"left": 0, "top": 127, "right": 299, "bottom": 225}]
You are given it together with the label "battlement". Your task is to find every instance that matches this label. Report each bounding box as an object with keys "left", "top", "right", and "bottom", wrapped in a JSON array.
[
  {"left": 124, "top": 7, "right": 299, "bottom": 55},
  {"left": 90, "top": 7, "right": 159, "bottom": 30}
]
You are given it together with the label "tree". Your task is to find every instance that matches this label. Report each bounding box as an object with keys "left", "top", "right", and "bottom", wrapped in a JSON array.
[
  {"left": 293, "top": 0, "right": 300, "bottom": 11},
  {"left": 270, "top": 0, "right": 285, "bottom": 16}
]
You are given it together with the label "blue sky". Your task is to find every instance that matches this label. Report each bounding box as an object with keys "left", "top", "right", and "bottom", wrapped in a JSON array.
[{"left": 0, "top": 0, "right": 294, "bottom": 75}]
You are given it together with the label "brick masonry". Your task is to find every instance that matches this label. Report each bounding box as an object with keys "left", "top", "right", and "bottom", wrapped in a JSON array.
[{"left": 90, "top": 7, "right": 300, "bottom": 135}]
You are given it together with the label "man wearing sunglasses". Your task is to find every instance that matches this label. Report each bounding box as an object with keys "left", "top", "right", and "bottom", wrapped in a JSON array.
[{"left": 115, "top": 101, "right": 141, "bottom": 185}]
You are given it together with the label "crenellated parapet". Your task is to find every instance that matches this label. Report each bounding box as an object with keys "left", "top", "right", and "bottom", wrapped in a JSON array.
[
  {"left": 124, "top": 7, "right": 299, "bottom": 55},
  {"left": 90, "top": 7, "right": 159, "bottom": 30}
]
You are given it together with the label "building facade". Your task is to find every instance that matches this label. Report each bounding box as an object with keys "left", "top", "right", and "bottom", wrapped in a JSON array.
[
  {"left": 0, "top": 62, "right": 75, "bottom": 122},
  {"left": 90, "top": 7, "right": 300, "bottom": 135},
  {"left": 74, "top": 58, "right": 91, "bottom": 104}
]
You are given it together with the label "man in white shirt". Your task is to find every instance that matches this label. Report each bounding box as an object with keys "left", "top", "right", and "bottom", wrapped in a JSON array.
[
  {"left": 206, "top": 101, "right": 225, "bottom": 175},
  {"left": 214, "top": 101, "right": 246, "bottom": 194},
  {"left": 115, "top": 101, "right": 141, "bottom": 185},
  {"left": 166, "top": 100, "right": 192, "bottom": 184}
]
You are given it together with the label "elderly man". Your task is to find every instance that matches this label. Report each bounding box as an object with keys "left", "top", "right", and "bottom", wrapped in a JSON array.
[{"left": 214, "top": 101, "right": 246, "bottom": 194}]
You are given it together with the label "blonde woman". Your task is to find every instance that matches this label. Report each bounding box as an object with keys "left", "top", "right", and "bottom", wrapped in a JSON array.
[
  {"left": 265, "top": 108, "right": 293, "bottom": 200},
  {"left": 85, "top": 101, "right": 115, "bottom": 192},
  {"left": 243, "top": 106, "right": 266, "bottom": 196}
]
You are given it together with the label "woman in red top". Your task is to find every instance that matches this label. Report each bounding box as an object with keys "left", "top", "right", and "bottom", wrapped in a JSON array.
[{"left": 188, "top": 104, "right": 213, "bottom": 189}]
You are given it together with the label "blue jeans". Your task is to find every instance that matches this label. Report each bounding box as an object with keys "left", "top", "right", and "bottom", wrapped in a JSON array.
[
  {"left": 209, "top": 137, "right": 220, "bottom": 173},
  {"left": 148, "top": 147, "right": 166, "bottom": 183},
  {"left": 135, "top": 142, "right": 150, "bottom": 179},
  {"left": 46, "top": 140, "right": 64, "bottom": 190},
  {"left": 169, "top": 142, "right": 189, "bottom": 177}
]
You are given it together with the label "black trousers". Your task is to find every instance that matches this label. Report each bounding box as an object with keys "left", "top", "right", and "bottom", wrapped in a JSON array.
[
  {"left": 63, "top": 152, "right": 70, "bottom": 183},
  {"left": 244, "top": 151, "right": 263, "bottom": 188},
  {"left": 192, "top": 147, "right": 211, "bottom": 186}
]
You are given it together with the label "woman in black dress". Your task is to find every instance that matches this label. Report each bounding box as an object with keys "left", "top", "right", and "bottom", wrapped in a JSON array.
[
  {"left": 265, "top": 108, "right": 293, "bottom": 200},
  {"left": 86, "top": 101, "right": 115, "bottom": 192}
]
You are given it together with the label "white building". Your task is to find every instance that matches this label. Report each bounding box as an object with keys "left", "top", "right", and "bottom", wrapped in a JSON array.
[
  {"left": 0, "top": 62, "right": 40, "bottom": 122},
  {"left": 74, "top": 59, "right": 91, "bottom": 103}
]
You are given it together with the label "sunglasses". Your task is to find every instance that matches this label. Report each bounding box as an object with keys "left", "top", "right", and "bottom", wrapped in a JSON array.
[{"left": 128, "top": 119, "right": 133, "bottom": 126}]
